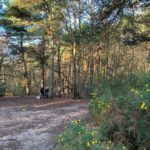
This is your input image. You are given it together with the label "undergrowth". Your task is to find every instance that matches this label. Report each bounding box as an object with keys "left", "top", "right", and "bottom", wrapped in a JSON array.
[{"left": 55, "top": 72, "right": 150, "bottom": 150}]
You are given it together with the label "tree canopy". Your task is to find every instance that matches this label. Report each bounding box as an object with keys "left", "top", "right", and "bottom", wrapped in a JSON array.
[{"left": 0, "top": 0, "right": 150, "bottom": 97}]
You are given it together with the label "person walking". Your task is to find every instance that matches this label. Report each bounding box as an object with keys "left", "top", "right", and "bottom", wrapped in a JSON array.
[
  {"left": 40, "top": 87, "right": 45, "bottom": 99},
  {"left": 45, "top": 86, "right": 49, "bottom": 98}
]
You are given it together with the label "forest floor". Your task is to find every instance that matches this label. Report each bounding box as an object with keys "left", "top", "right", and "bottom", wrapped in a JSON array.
[{"left": 0, "top": 96, "right": 88, "bottom": 150}]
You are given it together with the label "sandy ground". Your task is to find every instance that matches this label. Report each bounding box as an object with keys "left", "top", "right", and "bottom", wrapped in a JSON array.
[{"left": 0, "top": 97, "right": 88, "bottom": 150}]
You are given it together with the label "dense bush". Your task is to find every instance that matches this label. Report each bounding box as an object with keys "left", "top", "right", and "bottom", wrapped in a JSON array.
[
  {"left": 8, "top": 84, "right": 25, "bottom": 96},
  {"left": 56, "top": 120, "right": 128, "bottom": 150},
  {"left": 89, "top": 73, "right": 150, "bottom": 150},
  {"left": 56, "top": 72, "right": 150, "bottom": 150}
]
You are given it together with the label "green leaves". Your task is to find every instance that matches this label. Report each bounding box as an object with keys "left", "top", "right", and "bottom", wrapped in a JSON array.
[
  {"left": 56, "top": 119, "right": 129, "bottom": 150},
  {"left": 0, "top": 18, "right": 13, "bottom": 26},
  {"left": 6, "top": 5, "right": 31, "bottom": 19}
]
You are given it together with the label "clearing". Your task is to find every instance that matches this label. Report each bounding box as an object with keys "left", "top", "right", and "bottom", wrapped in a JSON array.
[{"left": 0, "top": 97, "right": 88, "bottom": 150}]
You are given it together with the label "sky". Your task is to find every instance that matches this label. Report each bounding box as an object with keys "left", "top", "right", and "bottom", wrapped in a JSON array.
[
  {"left": 0, "top": 2, "right": 42, "bottom": 50},
  {"left": 0, "top": 3, "right": 6, "bottom": 34}
]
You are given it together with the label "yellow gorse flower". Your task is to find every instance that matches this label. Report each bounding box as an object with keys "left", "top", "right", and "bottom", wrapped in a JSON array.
[
  {"left": 87, "top": 142, "right": 90, "bottom": 147},
  {"left": 140, "top": 101, "right": 148, "bottom": 110},
  {"left": 130, "top": 89, "right": 135, "bottom": 92},
  {"left": 146, "top": 89, "right": 150, "bottom": 92},
  {"left": 91, "top": 131, "right": 95, "bottom": 136},
  {"left": 92, "top": 141, "right": 95, "bottom": 145},
  {"left": 122, "top": 146, "right": 127, "bottom": 150},
  {"left": 141, "top": 101, "right": 145, "bottom": 109}
]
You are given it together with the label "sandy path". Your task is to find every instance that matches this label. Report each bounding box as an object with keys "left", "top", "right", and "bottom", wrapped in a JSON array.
[{"left": 0, "top": 98, "right": 88, "bottom": 150}]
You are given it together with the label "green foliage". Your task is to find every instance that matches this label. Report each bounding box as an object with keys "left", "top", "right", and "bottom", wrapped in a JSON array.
[
  {"left": 56, "top": 120, "right": 127, "bottom": 150},
  {"left": 56, "top": 72, "right": 150, "bottom": 150},
  {"left": 6, "top": 4, "right": 31, "bottom": 19},
  {"left": 8, "top": 83, "right": 24, "bottom": 96},
  {"left": 88, "top": 72, "right": 150, "bottom": 150},
  {"left": 89, "top": 93, "right": 112, "bottom": 118},
  {"left": 0, "top": 18, "right": 13, "bottom": 26}
]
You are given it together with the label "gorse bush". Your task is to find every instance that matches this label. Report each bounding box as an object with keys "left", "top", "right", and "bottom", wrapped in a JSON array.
[
  {"left": 89, "top": 73, "right": 150, "bottom": 150},
  {"left": 89, "top": 72, "right": 150, "bottom": 115},
  {"left": 56, "top": 120, "right": 128, "bottom": 150},
  {"left": 56, "top": 72, "right": 150, "bottom": 150},
  {"left": 93, "top": 72, "right": 150, "bottom": 97}
]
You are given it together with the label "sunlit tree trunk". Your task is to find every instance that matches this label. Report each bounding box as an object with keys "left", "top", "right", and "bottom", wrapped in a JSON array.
[
  {"left": 41, "top": 33, "right": 46, "bottom": 90},
  {"left": 131, "top": 46, "right": 135, "bottom": 74},
  {"left": 0, "top": 58, "right": 3, "bottom": 77},
  {"left": 57, "top": 38, "right": 62, "bottom": 97},
  {"left": 20, "top": 33, "right": 30, "bottom": 95},
  {"left": 49, "top": 31, "right": 55, "bottom": 98},
  {"left": 89, "top": 0, "right": 94, "bottom": 85},
  {"left": 72, "top": 0, "right": 79, "bottom": 98}
]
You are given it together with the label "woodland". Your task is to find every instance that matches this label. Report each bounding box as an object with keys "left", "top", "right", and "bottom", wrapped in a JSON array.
[{"left": 0, "top": 0, "right": 150, "bottom": 150}]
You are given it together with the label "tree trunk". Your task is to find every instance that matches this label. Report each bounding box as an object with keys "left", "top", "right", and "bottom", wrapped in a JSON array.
[
  {"left": 72, "top": 0, "right": 79, "bottom": 99},
  {"left": 57, "top": 38, "right": 62, "bottom": 97},
  {"left": 41, "top": 33, "right": 46, "bottom": 90},
  {"left": 20, "top": 33, "right": 30, "bottom": 95},
  {"left": 49, "top": 31, "right": 55, "bottom": 98},
  {"left": 89, "top": 0, "right": 94, "bottom": 85}
]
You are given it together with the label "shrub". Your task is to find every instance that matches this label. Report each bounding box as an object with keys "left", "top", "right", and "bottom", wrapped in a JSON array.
[
  {"left": 56, "top": 120, "right": 128, "bottom": 150},
  {"left": 56, "top": 72, "right": 150, "bottom": 150},
  {"left": 88, "top": 73, "right": 150, "bottom": 150},
  {"left": 9, "top": 84, "right": 25, "bottom": 96}
]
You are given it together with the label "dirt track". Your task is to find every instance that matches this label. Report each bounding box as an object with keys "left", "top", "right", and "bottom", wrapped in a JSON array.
[{"left": 0, "top": 97, "right": 88, "bottom": 150}]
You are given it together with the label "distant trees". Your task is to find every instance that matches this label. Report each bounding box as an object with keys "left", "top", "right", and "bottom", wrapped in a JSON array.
[
  {"left": 0, "top": 36, "right": 7, "bottom": 96},
  {"left": 0, "top": 0, "right": 150, "bottom": 97}
]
